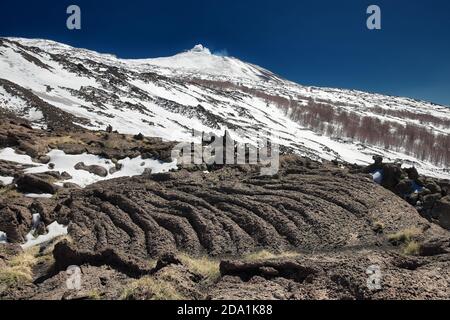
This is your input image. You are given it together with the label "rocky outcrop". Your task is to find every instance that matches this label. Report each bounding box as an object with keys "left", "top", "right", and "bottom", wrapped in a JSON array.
[
  {"left": 14, "top": 174, "right": 58, "bottom": 194},
  {"left": 0, "top": 118, "right": 176, "bottom": 164},
  {"left": 63, "top": 182, "right": 81, "bottom": 189},
  {"left": 0, "top": 198, "right": 34, "bottom": 242},
  {"left": 419, "top": 237, "right": 450, "bottom": 256},
  {"left": 0, "top": 195, "right": 59, "bottom": 243},
  {"left": 432, "top": 196, "right": 450, "bottom": 229},
  {"left": 363, "top": 156, "right": 450, "bottom": 230},
  {"left": 220, "top": 259, "right": 319, "bottom": 283},
  {"left": 52, "top": 241, "right": 153, "bottom": 278},
  {"left": 74, "top": 162, "right": 108, "bottom": 177}
]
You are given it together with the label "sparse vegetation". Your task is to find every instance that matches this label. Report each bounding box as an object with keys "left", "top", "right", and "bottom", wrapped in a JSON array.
[
  {"left": 40, "top": 235, "right": 73, "bottom": 257},
  {"left": 371, "top": 106, "right": 450, "bottom": 129},
  {"left": 178, "top": 253, "right": 220, "bottom": 281},
  {"left": 0, "top": 235, "right": 74, "bottom": 294},
  {"left": 243, "top": 250, "right": 299, "bottom": 261},
  {"left": 46, "top": 135, "right": 83, "bottom": 145},
  {"left": 87, "top": 289, "right": 102, "bottom": 300},
  {"left": 388, "top": 227, "right": 422, "bottom": 256},
  {"left": 0, "top": 248, "right": 39, "bottom": 290},
  {"left": 121, "top": 276, "right": 185, "bottom": 300},
  {"left": 0, "top": 186, "right": 22, "bottom": 198},
  {"left": 403, "top": 241, "right": 421, "bottom": 256},
  {"left": 103, "top": 139, "right": 122, "bottom": 149},
  {"left": 372, "top": 221, "right": 385, "bottom": 233},
  {"left": 388, "top": 227, "right": 422, "bottom": 244}
]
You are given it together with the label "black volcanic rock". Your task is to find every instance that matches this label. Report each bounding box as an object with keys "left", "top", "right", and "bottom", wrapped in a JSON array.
[
  {"left": 74, "top": 162, "right": 108, "bottom": 177},
  {"left": 15, "top": 174, "right": 58, "bottom": 194},
  {"left": 432, "top": 196, "right": 450, "bottom": 229}
]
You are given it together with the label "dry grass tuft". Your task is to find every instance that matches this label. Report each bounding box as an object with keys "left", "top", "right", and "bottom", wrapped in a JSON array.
[
  {"left": 372, "top": 221, "right": 385, "bottom": 233},
  {"left": 178, "top": 253, "right": 220, "bottom": 281},
  {"left": 0, "top": 248, "right": 39, "bottom": 289},
  {"left": 46, "top": 136, "right": 83, "bottom": 145},
  {"left": 403, "top": 241, "right": 421, "bottom": 256},
  {"left": 388, "top": 227, "right": 422, "bottom": 244},
  {"left": 388, "top": 227, "right": 423, "bottom": 256},
  {"left": 122, "top": 277, "right": 185, "bottom": 300},
  {"left": 0, "top": 187, "right": 22, "bottom": 198},
  {"left": 243, "top": 249, "right": 300, "bottom": 261}
]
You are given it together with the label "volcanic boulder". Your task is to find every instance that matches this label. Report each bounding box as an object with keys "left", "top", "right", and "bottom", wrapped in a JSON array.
[
  {"left": 74, "top": 162, "right": 108, "bottom": 177},
  {"left": 15, "top": 174, "right": 58, "bottom": 194}
]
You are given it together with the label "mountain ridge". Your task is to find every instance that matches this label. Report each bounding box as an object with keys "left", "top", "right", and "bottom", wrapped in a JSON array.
[{"left": 6, "top": 37, "right": 450, "bottom": 108}]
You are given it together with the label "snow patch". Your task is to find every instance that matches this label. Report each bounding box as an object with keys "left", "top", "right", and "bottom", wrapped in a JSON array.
[
  {"left": 0, "top": 231, "right": 7, "bottom": 244},
  {"left": 25, "top": 193, "right": 53, "bottom": 198},
  {"left": 31, "top": 213, "right": 41, "bottom": 228},
  {"left": 412, "top": 181, "right": 424, "bottom": 194},
  {"left": 372, "top": 170, "right": 383, "bottom": 185},
  {"left": 26, "top": 108, "right": 44, "bottom": 122},
  {"left": 0, "top": 147, "right": 36, "bottom": 164},
  {"left": 0, "top": 176, "right": 14, "bottom": 185},
  {"left": 21, "top": 221, "right": 68, "bottom": 249}
]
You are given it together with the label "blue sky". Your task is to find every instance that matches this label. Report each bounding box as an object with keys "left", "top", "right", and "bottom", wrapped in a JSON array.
[{"left": 1, "top": 0, "right": 450, "bottom": 106}]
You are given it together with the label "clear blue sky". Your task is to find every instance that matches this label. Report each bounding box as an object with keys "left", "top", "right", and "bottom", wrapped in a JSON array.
[{"left": 1, "top": 0, "right": 449, "bottom": 106}]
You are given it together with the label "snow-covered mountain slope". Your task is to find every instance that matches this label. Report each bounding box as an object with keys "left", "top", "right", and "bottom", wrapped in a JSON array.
[
  {"left": 0, "top": 37, "right": 449, "bottom": 178},
  {"left": 129, "top": 44, "right": 277, "bottom": 81}
]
